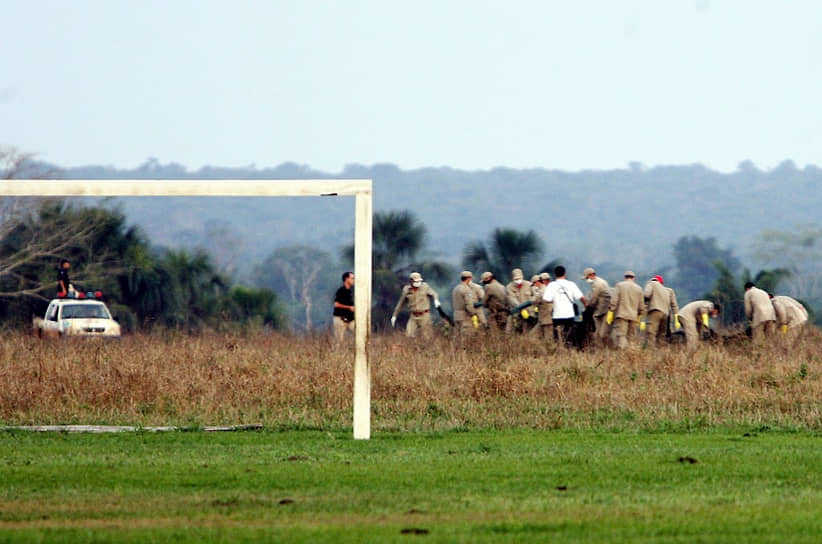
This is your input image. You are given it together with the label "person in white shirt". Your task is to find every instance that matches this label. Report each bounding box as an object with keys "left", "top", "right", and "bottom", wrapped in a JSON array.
[{"left": 542, "top": 265, "right": 588, "bottom": 346}]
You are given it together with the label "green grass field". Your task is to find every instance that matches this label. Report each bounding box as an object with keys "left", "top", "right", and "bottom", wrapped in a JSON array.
[{"left": 2, "top": 428, "right": 821, "bottom": 542}]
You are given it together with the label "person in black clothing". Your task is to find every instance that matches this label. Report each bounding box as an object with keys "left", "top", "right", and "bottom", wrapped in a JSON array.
[
  {"left": 57, "top": 259, "right": 71, "bottom": 297},
  {"left": 333, "top": 271, "right": 355, "bottom": 343}
]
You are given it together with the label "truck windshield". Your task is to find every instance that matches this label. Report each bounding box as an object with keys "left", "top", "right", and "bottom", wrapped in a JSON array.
[{"left": 61, "top": 304, "right": 111, "bottom": 319}]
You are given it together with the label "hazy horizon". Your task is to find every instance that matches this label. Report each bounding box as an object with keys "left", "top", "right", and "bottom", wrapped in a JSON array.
[{"left": 3, "top": 1, "right": 821, "bottom": 174}]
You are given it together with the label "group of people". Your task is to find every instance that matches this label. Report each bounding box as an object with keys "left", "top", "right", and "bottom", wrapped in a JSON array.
[{"left": 381, "top": 265, "right": 809, "bottom": 349}]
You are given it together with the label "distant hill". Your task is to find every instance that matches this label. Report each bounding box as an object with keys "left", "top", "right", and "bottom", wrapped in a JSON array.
[{"left": 60, "top": 158, "right": 820, "bottom": 284}]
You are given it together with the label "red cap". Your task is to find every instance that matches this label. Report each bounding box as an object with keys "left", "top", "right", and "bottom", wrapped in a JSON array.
[{"left": 653, "top": 275, "right": 664, "bottom": 284}]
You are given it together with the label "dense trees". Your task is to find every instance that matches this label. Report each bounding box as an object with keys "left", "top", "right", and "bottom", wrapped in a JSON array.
[
  {"left": 0, "top": 201, "right": 134, "bottom": 303},
  {"left": 705, "top": 264, "right": 795, "bottom": 327},
  {"left": 673, "top": 236, "right": 741, "bottom": 301},
  {"left": 2, "top": 175, "right": 819, "bottom": 331},
  {"left": 0, "top": 199, "right": 285, "bottom": 332},
  {"left": 753, "top": 226, "right": 822, "bottom": 321},
  {"left": 252, "top": 246, "right": 337, "bottom": 332}
]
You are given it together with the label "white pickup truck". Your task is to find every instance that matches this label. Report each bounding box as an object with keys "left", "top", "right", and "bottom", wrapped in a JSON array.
[{"left": 33, "top": 296, "right": 122, "bottom": 338}]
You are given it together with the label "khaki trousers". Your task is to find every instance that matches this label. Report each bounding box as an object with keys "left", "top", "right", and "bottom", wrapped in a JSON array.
[
  {"left": 453, "top": 319, "right": 476, "bottom": 339},
  {"left": 406, "top": 313, "right": 433, "bottom": 338},
  {"left": 645, "top": 310, "right": 668, "bottom": 346},
  {"left": 612, "top": 318, "right": 636, "bottom": 349},
  {"left": 488, "top": 309, "right": 508, "bottom": 330},
  {"left": 593, "top": 314, "right": 610, "bottom": 346},
  {"left": 333, "top": 316, "right": 355, "bottom": 343},
  {"left": 751, "top": 321, "right": 776, "bottom": 345},
  {"left": 529, "top": 322, "right": 554, "bottom": 343},
  {"left": 679, "top": 317, "right": 704, "bottom": 349},
  {"left": 506, "top": 314, "right": 528, "bottom": 334}
]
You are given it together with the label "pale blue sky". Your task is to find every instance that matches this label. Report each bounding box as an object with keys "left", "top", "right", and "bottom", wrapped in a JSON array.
[{"left": 2, "top": 1, "right": 820, "bottom": 173}]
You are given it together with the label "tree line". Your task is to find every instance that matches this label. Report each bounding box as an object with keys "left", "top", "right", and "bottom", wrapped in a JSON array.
[
  {"left": 2, "top": 198, "right": 817, "bottom": 333},
  {"left": 3, "top": 137, "right": 819, "bottom": 332},
  {"left": 0, "top": 199, "right": 286, "bottom": 332}
]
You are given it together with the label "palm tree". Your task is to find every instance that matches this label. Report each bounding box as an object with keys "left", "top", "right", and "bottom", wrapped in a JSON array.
[
  {"left": 163, "top": 249, "right": 226, "bottom": 325},
  {"left": 343, "top": 210, "right": 427, "bottom": 271},
  {"left": 342, "top": 210, "right": 453, "bottom": 330},
  {"left": 462, "top": 228, "right": 545, "bottom": 280}
]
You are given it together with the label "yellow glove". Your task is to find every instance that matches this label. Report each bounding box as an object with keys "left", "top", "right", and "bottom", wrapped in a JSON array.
[
  {"left": 606, "top": 311, "right": 614, "bottom": 325},
  {"left": 702, "top": 313, "right": 710, "bottom": 328},
  {"left": 534, "top": 306, "right": 539, "bottom": 314},
  {"left": 781, "top": 324, "right": 788, "bottom": 334},
  {"left": 520, "top": 309, "right": 530, "bottom": 319},
  {"left": 471, "top": 315, "right": 479, "bottom": 329},
  {"left": 639, "top": 320, "right": 646, "bottom": 332},
  {"left": 674, "top": 315, "right": 681, "bottom": 330}
]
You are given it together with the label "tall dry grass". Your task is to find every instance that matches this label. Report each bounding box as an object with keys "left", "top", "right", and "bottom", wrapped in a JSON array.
[{"left": 1, "top": 327, "right": 821, "bottom": 431}]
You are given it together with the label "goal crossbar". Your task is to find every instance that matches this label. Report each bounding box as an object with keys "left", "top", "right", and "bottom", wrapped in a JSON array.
[{"left": 0, "top": 179, "right": 374, "bottom": 439}]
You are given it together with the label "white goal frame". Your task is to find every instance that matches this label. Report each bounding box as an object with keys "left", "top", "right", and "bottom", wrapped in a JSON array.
[{"left": 0, "top": 179, "right": 374, "bottom": 439}]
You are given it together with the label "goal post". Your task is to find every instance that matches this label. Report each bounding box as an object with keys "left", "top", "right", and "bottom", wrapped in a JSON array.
[{"left": 0, "top": 179, "right": 374, "bottom": 439}]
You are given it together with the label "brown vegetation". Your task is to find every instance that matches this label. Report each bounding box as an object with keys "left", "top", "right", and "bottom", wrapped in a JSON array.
[{"left": 1, "top": 328, "right": 821, "bottom": 430}]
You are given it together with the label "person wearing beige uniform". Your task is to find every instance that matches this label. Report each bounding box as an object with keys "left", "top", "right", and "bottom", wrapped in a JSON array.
[
  {"left": 643, "top": 275, "right": 672, "bottom": 346},
  {"left": 469, "top": 279, "right": 489, "bottom": 328},
  {"left": 452, "top": 270, "right": 479, "bottom": 336},
  {"left": 390, "top": 272, "right": 441, "bottom": 338},
  {"left": 677, "top": 300, "right": 720, "bottom": 348},
  {"left": 506, "top": 268, "right": 533, "bottom": 333},
  {"left": 527, "top": 275, "right": 545, "bottom": 339},
  {"left": 606, "top": 271, "right": 646, "bottom": 349},
  {"left": 480, "top": 271, "right": 509, "bottom": 330},
  {"left": 534, "top": 272, "right": 554, "bottom": 341},
  {"left": 530, "top": 275, "right": 544, "bottom": 299},
  {"left": 744, "top": 282, "right": 776, "bottom": 344},
  {"left": 530, "top": 273, "right": 543, "bottom": 314},
  {"left": 582, "top": 267, "right": 611, "bottom": 345},
  {"left": 771, "top": 295, "right": 809, "bottom": 339}
]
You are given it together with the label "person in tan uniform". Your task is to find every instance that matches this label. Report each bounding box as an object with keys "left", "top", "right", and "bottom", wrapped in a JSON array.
[
  {"left": 526, "top": 274, "right": 545, "bottom": 339},
  {"left": 771, "top": 295, "right": 809, "bottom": 339},
  {"left": 506, "top": 268, "right": 533, "bottom": 333},
  {"left": 643, "top": 275, "right": 672, "bottom": 346},
  {"left": 744, "top": 282, "right": 776, "bottom": 344},
  {"left": 480, "top": 271, "right": 509, "bottom": 330},
  {"left": 390, "top": 272, "right": 441, "bottom": 338},
  {"left": 606, "top": 270, "right": 646, "bottom": 349},
  {"left": 677, "top": 300, "right": 720, "bottom": 348},
  {"left": 530, "top": 274, "right": 543, "bottom": 317},
  {"left": 452, "top": 270, "right": 479, "bottom": 336},
  {"left": 582, "top": 267, "right": 611, "bottom": 346},
  {"left": 469, "top": 279, "right": 489, "bottom": 328},
  {"left": 533, "top": 272, "right": 554, "bottom": 341},
  {"left": 530, "top": 275, "right": 544, "bottom": 299}
]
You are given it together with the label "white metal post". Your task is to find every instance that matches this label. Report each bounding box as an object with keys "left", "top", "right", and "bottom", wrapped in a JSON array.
[
  {"left": 352, "top": 191, "right": 372, "bottom": 439},
  {"left": 0, "top": 179, "right": 374, "bottom": 439}
]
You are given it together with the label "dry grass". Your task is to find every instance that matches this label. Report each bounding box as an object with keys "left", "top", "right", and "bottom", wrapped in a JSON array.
[{"left": 1, "top": 327, "right": 821, "bottom": 431}]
